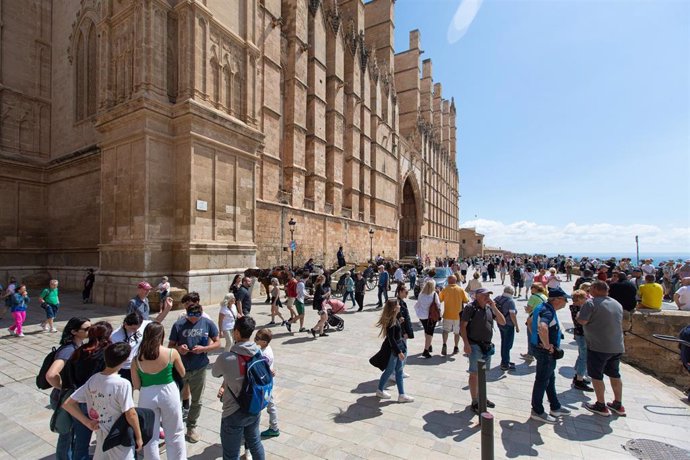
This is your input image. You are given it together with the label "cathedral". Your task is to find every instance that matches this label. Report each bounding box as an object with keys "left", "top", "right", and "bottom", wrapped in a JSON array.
[{"left": 0, "top": 0, "right": 460, "bottom": 306}]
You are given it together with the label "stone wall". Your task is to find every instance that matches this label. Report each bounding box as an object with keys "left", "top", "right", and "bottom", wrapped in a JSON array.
[{"left": 623, "top": 310, "right": 690, "bottom": 389}]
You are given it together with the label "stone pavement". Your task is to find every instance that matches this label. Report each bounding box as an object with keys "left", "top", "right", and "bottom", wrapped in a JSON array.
[{"left": 0, "top": 272, "right": 689, "bottom": 459}]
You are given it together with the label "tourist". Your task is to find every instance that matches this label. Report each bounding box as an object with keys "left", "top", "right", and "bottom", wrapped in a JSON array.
[
  {"left": 641, "top": 259, "right": 656, "bottom": 279},
  {"left": 523, "top": 267, "right": 535, "bottom": 299},
  {"left": 511, "top": 265, "right": 524, "bottom": 298},
  {"left": 439, "top": 275, "right": 469, "bottom": 356},
  {"left": 375, "top": 299, "right": 414, "bottom": 403},
  {"left": 499, "top": 260, "right": 508, "bottom": 285},
  {"left": 268, "top": 277, "right": 287, "bottom": 327},
  {"left": 495, "top": 286, "right": 519, "bottom": 371},
  {"left": 353, "top": 271, "right": 366, "bottom": 312},
  {"left": 574, "top": 269, "right": 594, "bottom": 290},
  {"left": 408, "top": 265, "right": 418, "bottom": 292},
  {"left": 662, "top": 261, "right": 676, "bottom": 300},
  {"left": 487, "top": 261, "right": 496, "bottom": 282},
  {"left": 255, "top": 328, "right": 280, "bottom": 438},
  {"left": 565, "top": 257, "right": 574, "bottom": 281},
  {"left": 608, "top": 271, "right": 638, "bottom": 312},
  {"left": 396, "top": 284, "right": 413, "bottom": 378},
  {"left": 156, "top": 276, "right": 171, "bottom": 311},
  {"left": 337, "top": 245, "right": 346, "bottom": 268},
  {"left": 342, "top": 272, "right": 356, "bottom": 308},
  {"left": 212, "top": 316, "right": 266, "bottom": 460},
  {"left": 303, "top": 258, "right": 315, "bottom": 273},
  {"left": 533, "top": 268, "right": 549, "bottom": 289},
  {"left": 546, "top": 268, "right": 562, "bottom": 289},
  {"left": 569, "top": 290, "right": 593, "bottom": 391},
  {"left": 376, "top": 265, "right": 390, "bottom": 308},
  {"left": 7, "top": 284, "right": 29, "bottom": 337},
  {"left": 309, "top": 275, "right": 330, "bottom": 338},
  {"left": 293, "top": 272, "right": 309, "bottom": 330},
  {"left": 61, "top": 321, "right": 114, "bottom": 459},
  {"left": 459, "top": 260, "right": 469, "bottom": 283},
  {"left": 637, "top": 274, "right": 663, "bottom": 311},
  {"left": 111, "top": 311, "right": 151, "bottom": 383},
  {"left": 128, "top": 281, "right": 153, "bottom": 319},
  {"left": 168, "top": 302, "right": 221, "bottom": 443},
  {"left": 521, "top": 283, "right": 548, "bottom": 362},
  {"left": 579, "top": 281, "right": 626, "bottom": 417},
  {"left": 229, "top": 274, "right": 242, "bottom": 297},
  {"left": 676, "top": 260, "right": 690, "bottom": 283},
  {"left": 414, "top": 279, "right": 441, "bottom": 358},
  {"left": 235, "top": 276, "right": 253, "bottom": 317},
  {"left": 480, "top": 263, "right": 488, "bottom": 282},
  {"left": 46, "top": 317, "right": 91, "bottom": 460},
  {"left": 529, "top": 287, "right": 571, "bottom": 424},
  {"left": 131, "top": 322, "right": 187, "bottom": 460},
  {"left": 461, "top": 288, "right": 506, "bottom": 414},
  {"left": 284, "top": 272, "right": 298, "bottom": 324},
  {"left": 1, "top": 276, "right": 17, "bottom": 320},
  {"left": 674, "top": 278, "right": 690, "bottom": 311},
  {"left": 38, "top": 279, "right": 60, "bottom": 333},
  {"left": 63, "top": 342, "right": 143, "bottom": 459},
  {"left": 218, "top": 293, "right": 239, "bottom": 351},
  {"left": 82, "top": 269, "right": 95, "bottom": 304},
  {"left": 467, "top": 271, "right": 483, "bottom": 297},
  {"left": 596, "top": 265, "right": 609, "bottom": 282},
  {"left": 394, "top": 264, "right": 405, "bottom": 287}
]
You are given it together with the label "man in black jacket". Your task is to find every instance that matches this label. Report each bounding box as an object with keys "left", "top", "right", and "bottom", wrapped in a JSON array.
[{"left": 609, "top": 271, "right": 638, "bottom": 312}]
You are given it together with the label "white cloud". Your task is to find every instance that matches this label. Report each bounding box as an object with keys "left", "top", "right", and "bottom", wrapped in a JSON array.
[
  {"left": 447, "top": 0, "right": 484, "bottom": 44},
  {"left": 460, "top": 218, "right": 690, "bottom": 254}
]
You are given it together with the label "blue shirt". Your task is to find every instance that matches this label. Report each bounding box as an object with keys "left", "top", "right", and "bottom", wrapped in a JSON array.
[
  {"left": 169, "top": 317, "right": 219, "bottom": 371},
  {"left": 379, "top": 271, "right": 389, "bottom": 287},
  {"left": 10, "top": 293, "right": 29, "bottom": 312},
  {"left": 530, "top": 302, "right": 561, "bottom": 348},
  {"left": 127, "top": 296, "right": 150, "bottom": 320}
]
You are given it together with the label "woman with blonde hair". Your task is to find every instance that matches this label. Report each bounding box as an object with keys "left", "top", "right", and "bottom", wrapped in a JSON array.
[
  {"left": 268, "top": 277, "right": 287, "bottom": 326},
  {"left": 546, "top": 267, "right": 562, "bottom": 289},
  {"left": 375, "top": 299, "right": 413, "bottom": 402},
  {"left": 131, "top": 322, "right": 187, "bottom": 460},
  {"left": 218, "top": 293, "right": 238, "bottom": 352},
  {"left": 414, "top": 279, "right": 441, "bottom": 358}
]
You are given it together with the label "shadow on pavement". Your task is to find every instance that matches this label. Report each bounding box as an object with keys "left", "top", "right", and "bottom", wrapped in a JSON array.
[
  {"left": 642, "top": 404, "right": 690, "bottom": 416},
  {"left": 333, "top": 395, "right": 394, "bottom": 423},
  {"left": 500, "top": 419, "right": 541, "bottom": 458},
  {"left": 351, "top": 379, "right": 380, "bottom": 394},
  {"left": 553, "top": 413, "right": 612, "bottom": 441},
  {"left": 422, "top": 407, "right": 479, "bottom": 443},
  {"left": 280, "top": 336, "right": 316, "bottom": 345},
  {"left": 188, "top": 443, "right": 223, "bottom": 459}
]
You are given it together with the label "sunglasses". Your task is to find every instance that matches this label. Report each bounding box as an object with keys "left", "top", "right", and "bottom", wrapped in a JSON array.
[{"left": 187, "top": 311, "right": 202, "bottom": 318}]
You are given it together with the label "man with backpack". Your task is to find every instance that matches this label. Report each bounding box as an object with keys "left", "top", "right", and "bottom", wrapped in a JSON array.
[{"left": 212, "top": 316, "right": 268, "bottom": 460}]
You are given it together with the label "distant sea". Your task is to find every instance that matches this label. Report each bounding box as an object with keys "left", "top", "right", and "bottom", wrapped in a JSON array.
[{"left": 544, "top": 252, "right": 690, "bottom": 262}]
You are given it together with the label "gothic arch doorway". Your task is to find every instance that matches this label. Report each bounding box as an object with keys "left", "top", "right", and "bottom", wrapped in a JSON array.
[{"left": 400, "top": 177, "right": 420, "bottom": 257}]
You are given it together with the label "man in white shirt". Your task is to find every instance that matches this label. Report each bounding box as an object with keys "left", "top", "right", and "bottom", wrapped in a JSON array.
[
  {"left": 641, "top": 260, "right": 656, "bottom": 279},
  {"left": 394, "top": 265, "right": 405, "bottom": 286},
  {"left": 111, "top": 312, "right": 152, "bottom": 384},
  {"left": 674, "top": 278, "right": 690, "bottom": 311}
]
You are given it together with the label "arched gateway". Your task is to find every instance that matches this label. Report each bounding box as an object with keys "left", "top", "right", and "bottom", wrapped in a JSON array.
[{"left": 399, "top": 176, "right": 420, "bottom": 257}]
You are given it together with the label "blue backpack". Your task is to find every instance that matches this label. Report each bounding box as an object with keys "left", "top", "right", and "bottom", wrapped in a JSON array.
[{"left": 229, "top": 352, "right": 273, "bottom": 415}]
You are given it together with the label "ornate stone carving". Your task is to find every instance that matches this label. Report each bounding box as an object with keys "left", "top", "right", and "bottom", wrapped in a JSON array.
[
  {"left": 308, "top": 0, "right": 322, "bottom": 17},
  {"left": 325, "top": 0, "right": 341, "bottom": 34}
]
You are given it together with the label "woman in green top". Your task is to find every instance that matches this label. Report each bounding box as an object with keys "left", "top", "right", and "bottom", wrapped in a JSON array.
[
  {"left": 39, "top": 279, "right": 60, "bottom": 333},
  {"left": 131, "top": 322, "right": 187, "bottom": 460},
  {"left": 520, "top": 282, "right": 548, "bottom": 363}
]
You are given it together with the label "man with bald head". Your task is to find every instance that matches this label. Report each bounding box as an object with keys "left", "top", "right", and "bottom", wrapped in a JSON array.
[{"left": 439, "top": 275, "right": 469, "bottom": 356}]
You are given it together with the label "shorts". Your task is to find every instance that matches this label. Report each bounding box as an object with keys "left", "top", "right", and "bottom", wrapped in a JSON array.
[
  {"left": 468, "top": 343, "right": 493, "bottom": 373},
  {"left": 286, "top": 297, "right": 295, "bottom": 308},
  {"left": 44, "top": 303, "right": 59, "bottom": 319},
  {"left": 442, "top": 318, "right": 461, "bottom": 334},
  {"left": 513, "top": 279, "right": 524, "bottom": 288},
  {"left": 587, "top": 349, "right": 622, "bottom": 380},
  {"left": 295, "top": 300, "right": 305, "bottom": 315},
  {"left": 419, "top": 318, "right": 437, "bottom": 336},
  {"left": 461, "top": 270, "right": 468, "bottom": 276},
  {"left": 159, "top": 291, "right": 169, "bottom": 302}
]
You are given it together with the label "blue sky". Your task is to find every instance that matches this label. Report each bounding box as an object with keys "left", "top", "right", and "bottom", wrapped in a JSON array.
[{"left": 392, "top": 0, "right": 690, "bottom": 253}]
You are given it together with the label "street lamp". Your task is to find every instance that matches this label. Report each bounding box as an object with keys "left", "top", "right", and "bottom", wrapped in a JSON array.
[
  {"left": 289, "top": 217, "right": 296, "bottom": 269},
  {"left": 368, "top": 228, "right": 375, "bottom": 262}
]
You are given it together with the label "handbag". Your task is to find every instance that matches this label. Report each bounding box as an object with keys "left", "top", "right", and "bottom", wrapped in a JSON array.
[
  {"left": 49, "top": 388, "right": 75, "bottom": 434},
  {"left": 428, "top": 295, "right": 441, "bottom": 323}
]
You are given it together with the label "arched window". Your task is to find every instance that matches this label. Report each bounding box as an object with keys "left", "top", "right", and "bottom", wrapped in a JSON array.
[
  {"left": 232, "top": 72, "right": 242, "bottom": 118},
  {"left": 75, "top": 20, "right": 97, "bottom": 121},
  {"left": 210, "top": 57, "right": 220, "bottom": 105}
]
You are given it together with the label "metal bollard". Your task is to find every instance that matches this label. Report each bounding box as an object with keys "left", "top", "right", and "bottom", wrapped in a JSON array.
[
  {"left": 481, "top": 412, "right": 494, "bottom": 460},
  {"left": 478, "top": 359, "right": 487, "bottom": 415}
]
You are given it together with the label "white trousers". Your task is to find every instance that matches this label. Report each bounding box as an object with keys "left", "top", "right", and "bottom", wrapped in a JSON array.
[
  {"left": 138, "top": 381, "right": 187, "bottom": 460},
  {"left": 223, "top": 329, "right": 234, "bottom": 352}
]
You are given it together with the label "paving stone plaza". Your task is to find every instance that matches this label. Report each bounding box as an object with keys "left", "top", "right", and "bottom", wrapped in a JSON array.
[{"left": 0, "top": 271, "right": 689, "bottom": 459}]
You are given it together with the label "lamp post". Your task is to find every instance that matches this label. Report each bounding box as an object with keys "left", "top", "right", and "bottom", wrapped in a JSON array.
[
  {"left": 369, "top": 228, "right": 375, "bottom": 262},
  {"left": 289, "top": 217, "right": 296, "bottom": 270}
]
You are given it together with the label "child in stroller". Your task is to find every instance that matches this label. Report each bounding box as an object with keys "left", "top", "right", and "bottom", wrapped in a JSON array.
[{"left": 323, "top": 298, "right": 346, "bottom": 332}]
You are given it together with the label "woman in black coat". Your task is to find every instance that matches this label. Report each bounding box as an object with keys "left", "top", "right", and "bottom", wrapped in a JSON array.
[
  {"left": 374, "top": 299, "right": 414, "bottom": 402},
  {"left": 396, "top": 284, "right": 413, "bottom": 379}
]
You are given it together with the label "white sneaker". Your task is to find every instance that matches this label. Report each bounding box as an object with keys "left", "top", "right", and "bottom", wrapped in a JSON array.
[
  {"left": 50, "top": 328, "right": 58, "bottom": 333},
  {"left": 16, "top": 333, "right": 25, "bottom": 337},
  {"left": 241, "top": 451, "right": 253, "bottom": 460},
  {"left": 402, "top": 372, "right": 410, "bottom": 378},
  {"left": 398, "top": 394, "right": 414, "bottom": 403},
  {"left": 388, "top": 375, "right": 396, "bottom": 382},
  {"left": 7, "top": 328, "right": 15, "bottom": 336},
  {"left": 376, "top": 390, "right": 391, "bottom": 399}
]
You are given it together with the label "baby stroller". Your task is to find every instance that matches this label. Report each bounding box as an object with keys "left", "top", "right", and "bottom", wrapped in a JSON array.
[{"left": 322, "top": 298, "right": 346, "bottom": 332}]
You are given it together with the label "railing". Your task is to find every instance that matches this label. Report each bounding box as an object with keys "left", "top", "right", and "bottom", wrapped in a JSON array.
[
  {"left": 341, "top": 207, "right": 352, "bottom": 219},
  {"left": 304, "top": 198, "right": 315, "bottom": 210}
]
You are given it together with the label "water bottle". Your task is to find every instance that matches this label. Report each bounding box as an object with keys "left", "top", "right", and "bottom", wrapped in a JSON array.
[{"left": 199, "top": 332, "right": 209, "bottom": 347}]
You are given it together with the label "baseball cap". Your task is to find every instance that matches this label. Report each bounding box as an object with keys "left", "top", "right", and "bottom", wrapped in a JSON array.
[
  {"left": 475, "top": 288, "right": 493, "bottom": 295},
  {"left": 137, "top": 281, "right": 152, "bottom": 290},
  {"left": 548, "top": 287, "right": 569, "bottom": 298}
]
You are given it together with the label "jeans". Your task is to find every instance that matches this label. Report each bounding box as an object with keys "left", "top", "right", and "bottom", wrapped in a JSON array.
[
  {"left": 531, "top": 348, "right": 561, "bottom": 415},
  {"left": 183, "top": 367, "right": 207, "bottom": 429},
  {"left": 574, "top": 335, "right": 588, "bottom": 378},
  {"left": 378, "top": 353, "right": 404, "bottom": 394},
  {"left": 409, "top": 276, "right": 416, "bottom": 292},
  {"left": 377, "top": 285, "right": 388, "bottom": 305},
  {"left": 342, "top": 291, "right": 355, "bottom": 306},
  {"left": 498, "top": 325, "right": 515, "bottom": 366},
  {"left": 73, "top": 403, "right": 93, "bottom": 460},
  {"left": 220, "top": 409, "right": 265, "bottom": 460},
  {"left": 56, "top": 429, "right": 73, "bottom": 460}
]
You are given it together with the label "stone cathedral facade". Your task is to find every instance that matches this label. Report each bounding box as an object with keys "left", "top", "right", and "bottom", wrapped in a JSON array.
[{"left": 0, "top": 0, "right": 460, "bottom": 306}]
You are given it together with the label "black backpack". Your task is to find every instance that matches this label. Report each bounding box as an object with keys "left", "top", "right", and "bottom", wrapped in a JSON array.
[{"left": 36, "top": 345, "right": 66, "bottom": 390}]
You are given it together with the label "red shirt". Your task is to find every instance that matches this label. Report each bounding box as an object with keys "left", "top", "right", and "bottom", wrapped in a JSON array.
[{"left": 286, "top": 279, "right": 298, "bottom": 298}]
